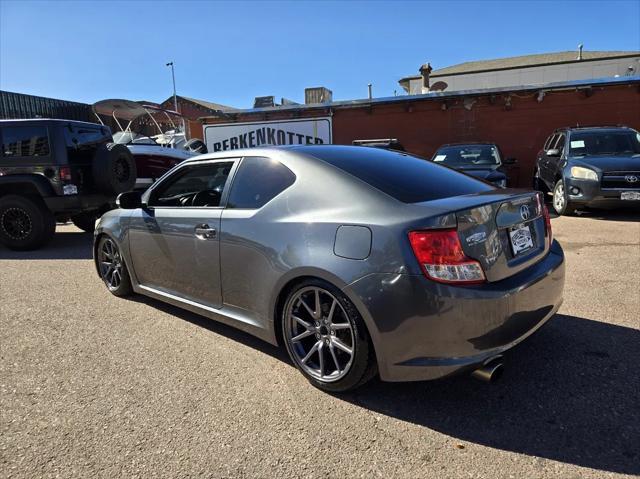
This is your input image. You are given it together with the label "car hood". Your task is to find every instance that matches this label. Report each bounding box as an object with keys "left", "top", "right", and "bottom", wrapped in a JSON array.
[{"left": 569, "top": 154, "right": 640, "bottom": 171}]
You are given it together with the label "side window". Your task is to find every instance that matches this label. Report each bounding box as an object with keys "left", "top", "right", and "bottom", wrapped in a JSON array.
[
  {"left": 1, "top": 126, "right": 50, "bottom": 158},
  {"left": 226, "top": 157, "right": 296, "bottom": 209},
  {"left": 149, "top": 161, "right": 233, "bottom": 207},
  {"left": 544, "top": 134, "right": 557, "bottom": 151},
  {"left": 553, "top": 134, "right": 566, "bottom": 154}
]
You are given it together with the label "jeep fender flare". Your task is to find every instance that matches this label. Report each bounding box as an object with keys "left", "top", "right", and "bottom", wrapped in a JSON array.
[{"left": 0, "top": 174, "right": 56, "bottom": 198}]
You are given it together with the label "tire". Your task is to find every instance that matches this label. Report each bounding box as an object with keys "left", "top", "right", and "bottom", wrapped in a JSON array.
[
  {"left": 71, "top": 211, "right": 98, "bottom": 233},
  {"left": 92, "top": 143, "right": 137, "bottom": 195},
  {"left": 282, "top": 279, "right": 377, "bottom": 392},
  {"left": 96, "top": 235, "right": 133, "bottom": 297},
  {"left": 0, "top": 195, "right": 55, "bottom": 251},
  {"left": 552, "top": 179, "right": 577, "bottom": 216}
]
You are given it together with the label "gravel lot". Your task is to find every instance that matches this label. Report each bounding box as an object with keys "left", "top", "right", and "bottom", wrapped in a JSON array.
[{"left": 1, "top": 210, "right": 639, "bottom": 478}]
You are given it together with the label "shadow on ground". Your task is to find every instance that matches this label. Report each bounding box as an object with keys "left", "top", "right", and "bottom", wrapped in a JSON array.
[
  {"left": 132, "top": 296, "right": 640, "bottom": 475},
  {"left": 346, "top": 315, "right": 640, "bottom": 475},
  {"left": 0, "top": 227, "right": 93, "bottom": 260},
  {"left": 548, "top": 206, "right": 640, "bottom": 222}
]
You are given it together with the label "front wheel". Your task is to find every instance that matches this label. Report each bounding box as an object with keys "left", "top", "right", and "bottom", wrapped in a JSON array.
[
  {"left": 97, "top": 236, "right": 133, "bottom": 296},
  {"left": 282, "top": 279, "right": 377, "bottom": 392},
  {"left": 552, "top": 179, "right": 577, "bottom": 216}
]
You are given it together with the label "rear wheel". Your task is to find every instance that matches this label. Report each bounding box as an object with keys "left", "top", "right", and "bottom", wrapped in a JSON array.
[
  {"left": 552, "top": 179, "right": 576, "bottom": 216},
  {"left": 282, "top": 279, "right": 377, "bottom": 392},
  {"left": 97, "top": 236, "right": 132, "bottom": 296},
  {"left": 0, "top": 195, "right": 55, "bottom": 250}
]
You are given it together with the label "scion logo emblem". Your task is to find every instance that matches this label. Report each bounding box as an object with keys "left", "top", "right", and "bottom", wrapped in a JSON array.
[
  {"left": 625, "top": 175, "right": 638, "bottom": 183},
  {"left": 520, "top": 204, "right": 531, "bottom": 221}
]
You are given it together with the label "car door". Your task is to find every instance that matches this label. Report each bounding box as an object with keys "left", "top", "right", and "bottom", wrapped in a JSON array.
[
  {"left": 127, "top": 159, "right": 238, "bottom": 308},
  {"left": 538, "top": 133, "right": 557, "bottom": 187},
  {"left": 546, "top": 133, "right": 566, "bottom": 184}
]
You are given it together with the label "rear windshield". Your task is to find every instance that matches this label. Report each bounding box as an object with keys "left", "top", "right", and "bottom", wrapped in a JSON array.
[{"left": 306, "top": 146, "right": 493, "bottom": 203}]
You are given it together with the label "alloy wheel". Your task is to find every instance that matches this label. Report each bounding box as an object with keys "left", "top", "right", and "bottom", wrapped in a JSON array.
[
  {"left": 553, "top": 183, "right": 565, "bottom": 212},
  {"left": 285, "top": 286, "right": 355, "bottom": 382},
  {"left": 99, "top": 238, "right": 124, "bottom": 290},
  {"left": 1, "top": 207, "right": 32, "bottom": 240}
]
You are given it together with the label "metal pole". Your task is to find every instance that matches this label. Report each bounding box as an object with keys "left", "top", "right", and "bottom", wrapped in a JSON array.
[
  {"left": 166, "top": 62, "right": 178, "bottom": 112},
  {"left": 166, "top": 61, "right": 185, "bottom": 136},
  {"left": 368, "top": 83, "right": 372, "bottom": 100}
]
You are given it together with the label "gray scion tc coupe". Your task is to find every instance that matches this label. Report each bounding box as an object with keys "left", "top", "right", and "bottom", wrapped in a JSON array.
[{"left": 94, "top": 145, "right": 565, "bottom": 392}]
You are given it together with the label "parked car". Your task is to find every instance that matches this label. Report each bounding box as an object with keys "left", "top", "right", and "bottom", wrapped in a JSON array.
[
  {"left": 0, "top": 119, "right": 136, "bottom": 250},
  {"left": 430, "top": 143, "right": 515, "bottom": 187},
  {"left": 94, "top": 146, "right": 564, "bottom": 392},
  {"left": 534, "top": 126, "right": 640, "bottom": 215}
]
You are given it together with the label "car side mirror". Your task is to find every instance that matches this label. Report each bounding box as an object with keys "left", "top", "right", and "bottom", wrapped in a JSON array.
[
  {"left": 117, "top": 191, "right": 142, "bottom": 209},
  {"left": 546, "top": 149, "right": 560, "bottom": 157},
  {"left": 503, "top": 157, "right": 517, "bottom": 165}
]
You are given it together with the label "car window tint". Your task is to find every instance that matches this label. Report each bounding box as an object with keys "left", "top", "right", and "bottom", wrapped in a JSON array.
[
  {"left": 306, "top": 146, "right": 493, "bottom": 204},
  {"left": 543, "top": 134, "right": 556, "bottom": 151},
  {"left": 1, "top": 126, "right": 50, "bottom": 157},
  {"left": 546, "top": 134, "right": 559, "bottom": 151},
  {"left": 150, "top": 162, "right": 233, "bottom": 207},
  {"left": 226, "top": 157, "right": 296, "bottom": 209},
  {"left": 553, "top": 134, "right": 566, "bottom": 153},
  {"left": 66, "top": 126, "right": 108, "bottom": 149}
]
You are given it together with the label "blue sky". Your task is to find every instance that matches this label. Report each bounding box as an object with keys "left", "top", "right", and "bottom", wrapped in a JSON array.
[{"left": 1, "top": 0, "right": 639, "bottom": 108}]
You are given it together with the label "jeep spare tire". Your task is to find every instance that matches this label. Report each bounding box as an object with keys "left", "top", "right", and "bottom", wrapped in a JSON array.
[{"left": 92, "top": 143, "right": 136, "bottom": 195}]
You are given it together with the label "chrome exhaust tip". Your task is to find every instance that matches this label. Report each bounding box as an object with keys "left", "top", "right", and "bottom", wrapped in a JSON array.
[{"left": 471, "top": 357, "right": 504, "bottom": 383}]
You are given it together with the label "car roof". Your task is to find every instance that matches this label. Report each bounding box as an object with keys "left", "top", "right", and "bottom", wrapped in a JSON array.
[
  {"left": 554, "top": 125, "right": 634, "bottom": 133},
  {"left": 185, "top": 144, "right": 412, "bottom": 163}
]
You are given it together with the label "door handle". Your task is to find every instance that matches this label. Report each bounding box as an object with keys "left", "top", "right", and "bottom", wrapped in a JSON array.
[{"left": 195, "top": 224, "right": 217, "bottom": 240}]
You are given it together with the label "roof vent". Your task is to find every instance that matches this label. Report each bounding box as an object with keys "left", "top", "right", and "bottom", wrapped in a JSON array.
[
  {"left": 253, "top": 96, "right": 275, "bottom": 108},
  {"left": 305, "top": 87, "right": 333, "bottom": 104},
  {"left": 281, "top": 97, "right": 300, "bottom": 106},
  {"left": 577, "top": 44, "right": 584, "bottom": 61}
]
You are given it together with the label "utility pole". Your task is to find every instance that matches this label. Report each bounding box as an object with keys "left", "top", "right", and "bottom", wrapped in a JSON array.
[{"left": 166, "top": 61, "right": 178, "bottom": 113}]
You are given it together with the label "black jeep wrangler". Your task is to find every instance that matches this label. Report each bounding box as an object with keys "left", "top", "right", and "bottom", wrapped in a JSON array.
[{"left": 0, "top": 119, "right": 136, "bottom": 250}]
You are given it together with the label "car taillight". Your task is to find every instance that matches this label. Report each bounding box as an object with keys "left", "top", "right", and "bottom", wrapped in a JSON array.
[
  {"left": 59, "top": 166, "right": 72, "bottom": 182},
  {"left": 543, "top": 204, "right": 552, "bottom": 243},
  {"left": 408, "top": 229, "right": 486, "bottom": 284}
]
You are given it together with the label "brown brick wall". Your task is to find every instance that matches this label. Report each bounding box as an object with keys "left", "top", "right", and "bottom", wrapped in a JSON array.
[{"left": 200, "top": 82, "right": 640, "bottom": 187}]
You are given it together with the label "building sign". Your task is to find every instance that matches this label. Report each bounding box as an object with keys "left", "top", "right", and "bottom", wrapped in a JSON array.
[{"left": 203, "top": 117, "right": 332, "bottom": 152}]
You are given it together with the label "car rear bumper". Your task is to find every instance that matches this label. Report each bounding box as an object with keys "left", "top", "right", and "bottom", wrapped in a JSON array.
[
  {"left": 565, "top": 178, "right": 640, "bottom": 209},
  {"left": 344, "top": 240, "right": 565, "bottom": 382}
]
